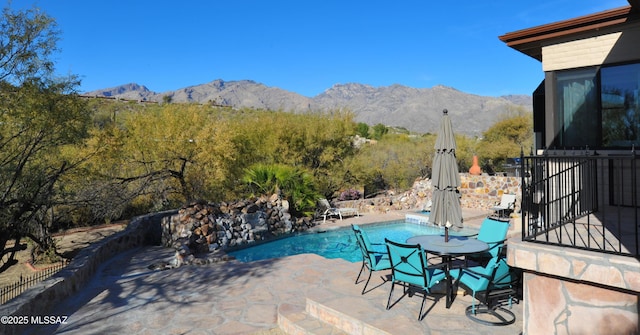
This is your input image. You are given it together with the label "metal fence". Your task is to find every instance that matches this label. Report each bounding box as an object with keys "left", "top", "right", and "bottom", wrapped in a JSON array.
[
  {"left": 521, "top": 151, "right": 640, "bottom": 257},
  {"left": 0, "top": 261, "right": 67, "bottom": 305}
]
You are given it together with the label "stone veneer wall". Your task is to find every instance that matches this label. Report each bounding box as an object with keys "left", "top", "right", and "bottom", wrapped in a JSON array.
[
  {"left": 337, "top": 174, "right": 522, "bottom": 215},
  {"left": 508, "top": 234, "right": 640, "bottom": 334},
  {"left": 0, "top": 210, "right": 173, "bottom": 335},
  {"left": 459, "top": 174, "right": 521, "bottom": 211}
]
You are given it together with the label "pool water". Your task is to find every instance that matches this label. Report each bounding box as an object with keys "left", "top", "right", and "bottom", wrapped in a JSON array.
[{"left": 227, "top": 220, "right": 478, "bottom": 263}]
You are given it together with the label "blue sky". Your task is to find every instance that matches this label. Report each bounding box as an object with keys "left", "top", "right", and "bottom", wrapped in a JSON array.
[{"left": 9, "top": 0, "right": 629, "bottom": 97}]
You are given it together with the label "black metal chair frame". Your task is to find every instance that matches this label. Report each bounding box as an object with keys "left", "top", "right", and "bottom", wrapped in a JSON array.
[
  {"left": 457, "top": 262, "right": 522, "bottom": 326},
  {"left": 385, "top": 238, "right": 447, "bottom": 320},
  {"left": 352, "top": 225, "right": 390, "bottom": 294}
]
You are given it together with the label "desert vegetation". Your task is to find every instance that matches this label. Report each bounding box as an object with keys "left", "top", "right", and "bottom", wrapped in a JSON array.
[{"left": 0, "top": 4, "right": 532, "bottom": 270}]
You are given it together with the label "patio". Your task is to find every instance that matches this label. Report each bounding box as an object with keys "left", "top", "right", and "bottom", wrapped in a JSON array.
[{"left": 20, "top": 210, "right": 523, "bottom": 335}]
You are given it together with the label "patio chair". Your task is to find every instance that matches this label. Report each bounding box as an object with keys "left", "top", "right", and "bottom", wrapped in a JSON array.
[
  {"left": 422, "top": 199, "right": 433, "bottom": 212},
  {"left": 352, "top": 225, "right": 391, "bottom": 294},
  {"left": 450, "top": 249, "right": 519, "bottom": 326},
  {"left": 320, "top": 199, "right": 359, "bottom": 223},
  {"left": 467, "top": 217, "right": 510, "bottom": 265},
  {"left": 490, "top": 194, "right": 517, "bottom": 218},
  {"left": 384, "top": 238, "right": 446, "bottom": 320},
  {"left": 319, "top": 198, "right": 340, "bottom": 223}
]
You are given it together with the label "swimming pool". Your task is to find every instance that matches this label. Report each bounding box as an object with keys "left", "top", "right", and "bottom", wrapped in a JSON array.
[{"left": 227, "top": 220, "right": 479, "bottom": 263}]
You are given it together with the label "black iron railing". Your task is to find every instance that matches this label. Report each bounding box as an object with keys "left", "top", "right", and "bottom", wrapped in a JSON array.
[
  {"left": 520, "top": 151, "right": 639, "bottom": 257},
  {"left": 0, "top": 261, "right": 67, "bottom": 305}
]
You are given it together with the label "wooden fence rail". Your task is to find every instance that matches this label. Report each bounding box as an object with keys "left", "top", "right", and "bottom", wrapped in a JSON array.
[{"left": 0, "top": 262, "right": 67, "bottom": 305}]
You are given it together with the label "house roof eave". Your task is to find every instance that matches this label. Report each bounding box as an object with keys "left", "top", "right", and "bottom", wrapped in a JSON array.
[{"left": 499, "top": 5, "right": 636, "bottom": 61}]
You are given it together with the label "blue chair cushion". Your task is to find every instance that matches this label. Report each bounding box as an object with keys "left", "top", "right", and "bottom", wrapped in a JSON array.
[{"left": 371, "top": 253, "right": 391, "bottom": 271}]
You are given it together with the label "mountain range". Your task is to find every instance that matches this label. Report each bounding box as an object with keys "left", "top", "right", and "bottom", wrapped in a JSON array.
[{"left": 85, "top": 79, "right": 532, "bottom": 137}]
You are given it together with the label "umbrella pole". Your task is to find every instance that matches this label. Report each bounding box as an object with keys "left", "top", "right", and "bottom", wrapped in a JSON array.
[{"left": 445, "top": 227, "right": 449, "bottom": 242}]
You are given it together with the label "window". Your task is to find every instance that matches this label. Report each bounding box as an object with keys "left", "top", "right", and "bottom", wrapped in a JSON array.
[
  {"left": 601, "top": 63, "right": 640, "bottom": 147},
  {"left": 555, "top": 68, "right": 598, "bottom": 147},
  {"left": 553, "top": 62, "right": 640, "bottom": 149}
]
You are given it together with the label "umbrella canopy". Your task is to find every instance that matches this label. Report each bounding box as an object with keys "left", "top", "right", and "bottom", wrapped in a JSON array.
[{"left": 430, "top": 109, "right": 463, "bottom": 229}]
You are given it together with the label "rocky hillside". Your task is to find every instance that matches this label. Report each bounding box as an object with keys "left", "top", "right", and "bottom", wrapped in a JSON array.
[{"left": 85, "top": 79, "right": 532, "bottom": 136}]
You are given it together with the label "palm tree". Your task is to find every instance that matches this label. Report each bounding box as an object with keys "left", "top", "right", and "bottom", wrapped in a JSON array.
[{"left": 243, "top": 164, "right": 320, "bottom": 216}]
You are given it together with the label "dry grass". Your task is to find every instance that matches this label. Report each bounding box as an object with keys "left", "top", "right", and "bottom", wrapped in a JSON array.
[{"left": 0, "top": 223, "right": 127, "bottom": 288}]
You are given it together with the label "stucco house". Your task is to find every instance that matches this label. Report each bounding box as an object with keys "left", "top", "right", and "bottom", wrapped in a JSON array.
[{"left": 499, "top": 2, "right": 640, "bottom": 334}]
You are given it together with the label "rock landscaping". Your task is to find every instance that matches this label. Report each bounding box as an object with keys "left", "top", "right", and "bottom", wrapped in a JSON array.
[
  {"left": 161, "top": 194, "right": 315, "bottom": 265},
  {"left": 160, "top": 175, "right": 522, "bottom": 266}
]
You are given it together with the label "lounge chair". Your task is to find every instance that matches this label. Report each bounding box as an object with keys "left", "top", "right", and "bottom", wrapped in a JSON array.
[
  {"left": 422, "top": 199, "right": 433, "bottom": 212},
  {"left": 450, "top": 247, "right": 518, "bottom": 326},
  {"left": 384, "top": 238, "right": 446, "bottom": 320},
  {"left": 319, "top": 199, "right": 359, "bottom": 223},
  {"left": 352, "top": 225, "right": 391, "bottom": 294},
  {"left": 319, "top": 198, "right": 340, "bottom": 222},
  {"left": 490, "top": 194, "right": 516, "bottom": 218}
]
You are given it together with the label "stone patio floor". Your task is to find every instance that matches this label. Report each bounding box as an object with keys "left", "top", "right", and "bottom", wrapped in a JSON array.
[{"left": 21, "top": 209, "right": 524, "bottom": 335}]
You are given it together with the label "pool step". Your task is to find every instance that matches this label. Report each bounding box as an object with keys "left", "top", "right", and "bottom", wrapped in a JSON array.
[{"left": 278, "top": 298, "right": 393, "bottom": 335}]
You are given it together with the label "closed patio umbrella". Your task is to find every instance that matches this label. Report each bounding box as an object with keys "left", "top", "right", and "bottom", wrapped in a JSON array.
[{"left": 430, "top": 109, "right": 463, "bottom": 240}]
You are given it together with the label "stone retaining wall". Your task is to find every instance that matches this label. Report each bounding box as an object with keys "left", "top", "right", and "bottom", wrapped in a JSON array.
[
  {"left": 0, "top": 210, "right": 173, "bottom": 335},
  {"left": 160, "top": 196, "right": 315, "bottom": 264},
  {"left": 460, "top": 174, "right": 521, "bottom": 211},
  {"left": 337, "top": 174, "right": 522, "bottom": 216}
]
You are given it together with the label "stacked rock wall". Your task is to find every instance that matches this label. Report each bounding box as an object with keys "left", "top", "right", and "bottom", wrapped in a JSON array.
[
  {"left": 161, "top": 195, "right": 314, "bottom": 263},
  {"left": 459, "top": 174, "right": 521, "bottom": 211},
  {"left": 336, "top": 174, "right": 522, "bottom": 215}
]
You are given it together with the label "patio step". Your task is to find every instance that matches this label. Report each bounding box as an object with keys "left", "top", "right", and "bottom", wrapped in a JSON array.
[
  {"left": 278, "top": 298, "right": 393, "bottom": 335},
  {"left": 278, "top": 302, "right": 348, "bottom": 335}
]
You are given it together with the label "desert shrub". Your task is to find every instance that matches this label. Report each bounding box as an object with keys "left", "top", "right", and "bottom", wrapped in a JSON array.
[{"left": 338, "top": 188, "right": 362, "bottom": 201}]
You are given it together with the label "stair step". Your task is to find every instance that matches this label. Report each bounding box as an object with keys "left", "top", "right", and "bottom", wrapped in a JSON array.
[
  {"left": 306, "top": 298, "right": 392, "bottom": 335},
  {"left": 278, "top": 303, "right": 348, "bottom": 335},
  {"left": 278, "top": 297, "right": 397, "bottom": 335}
]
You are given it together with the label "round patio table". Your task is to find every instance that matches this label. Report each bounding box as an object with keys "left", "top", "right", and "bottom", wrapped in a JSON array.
[
  {"left": 406, "top": 235, "right": 489, "bottom": 309},
  {"left": 434, "top": 227, "right": 479, "bottom": 238}
]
